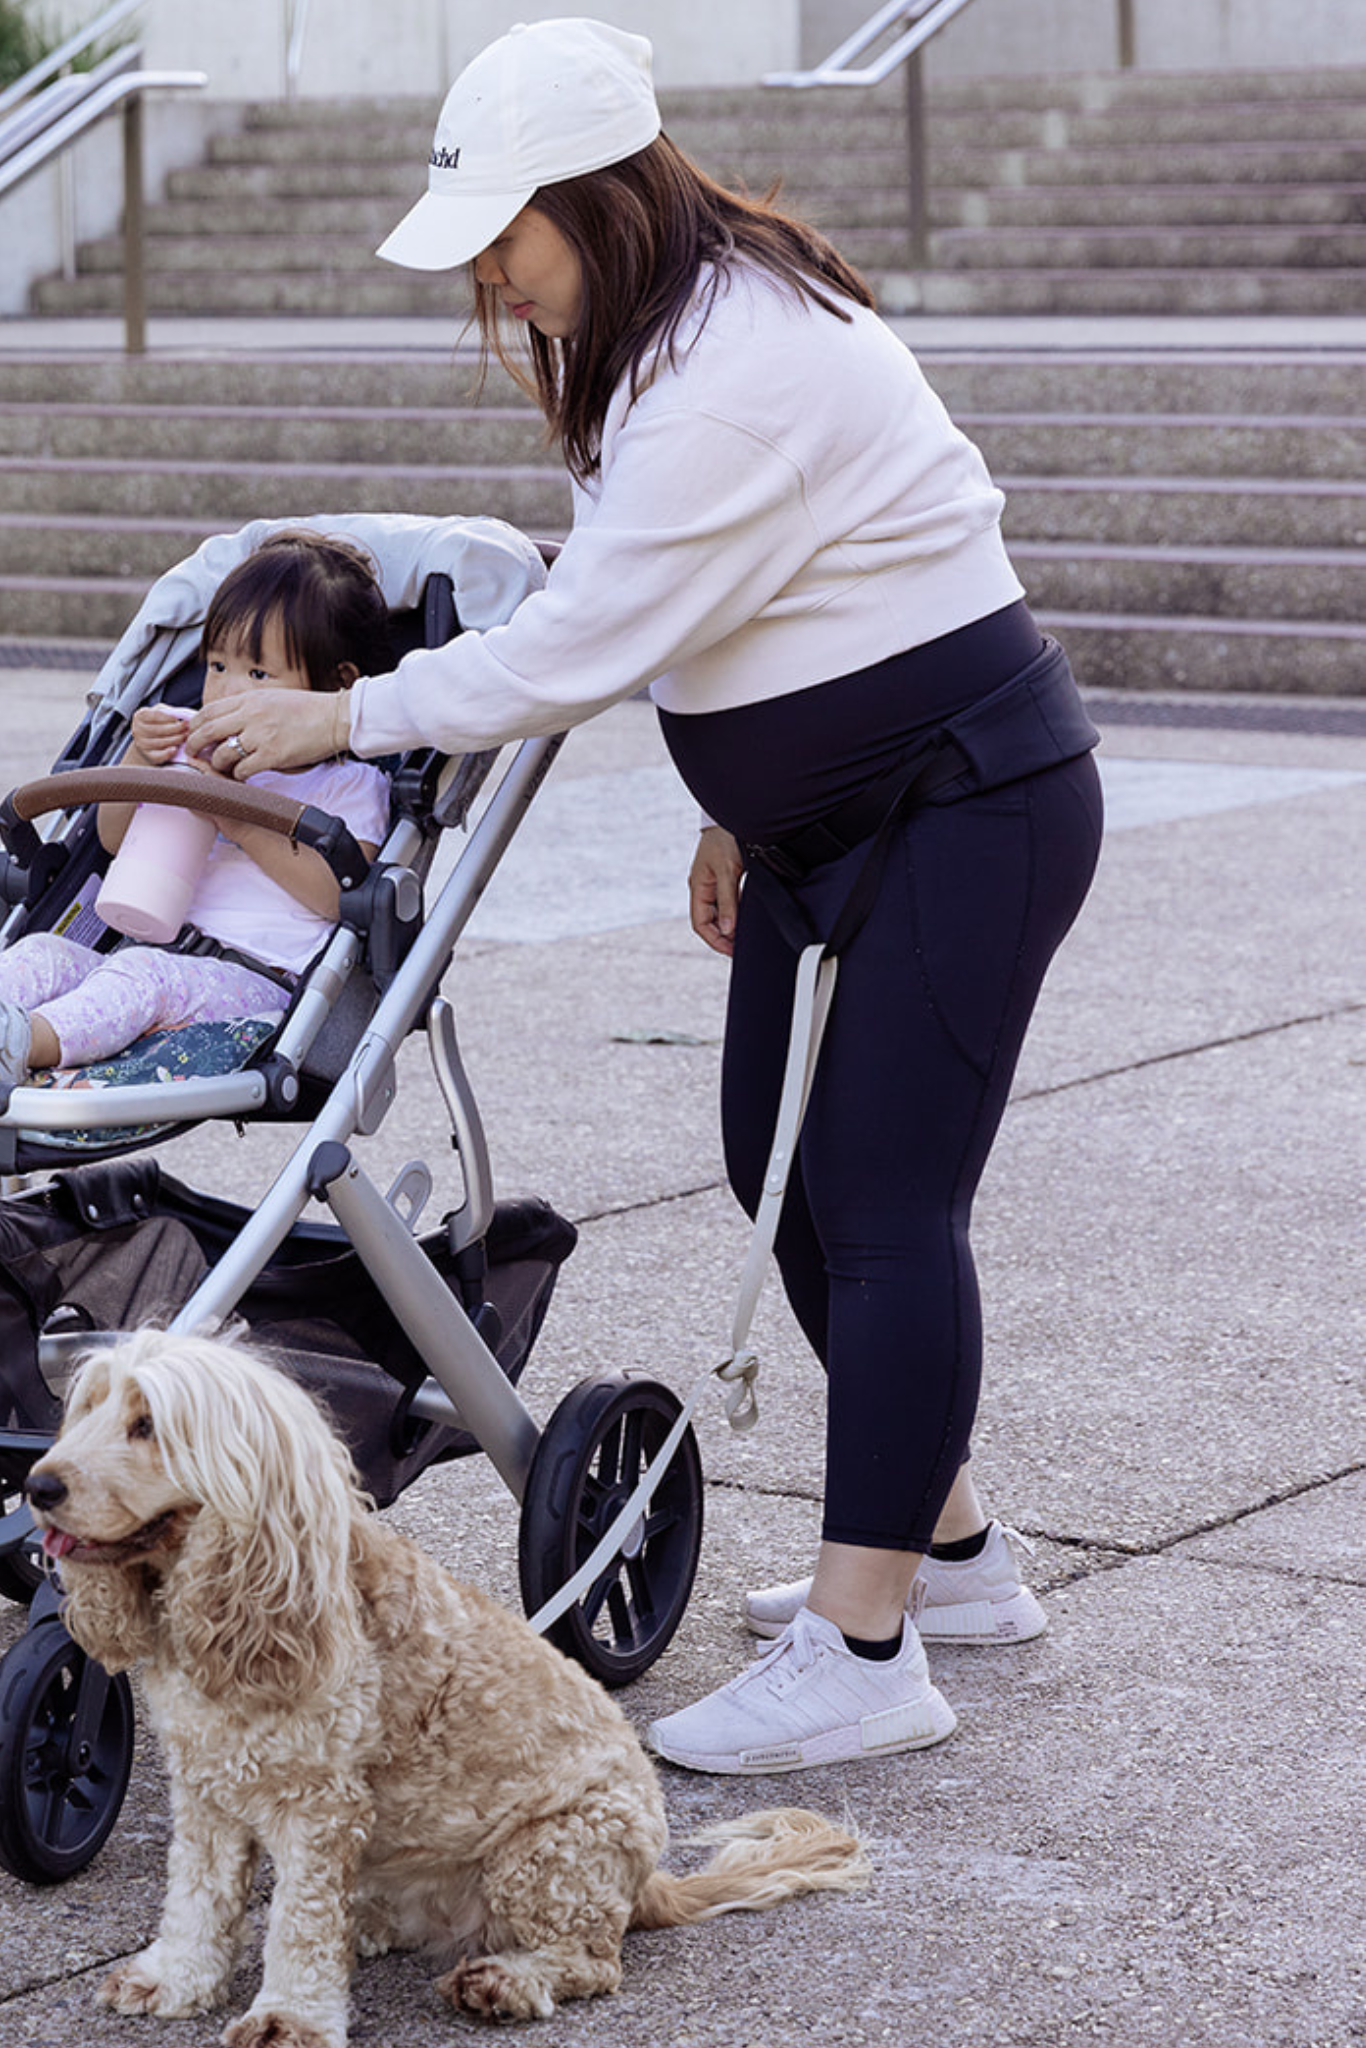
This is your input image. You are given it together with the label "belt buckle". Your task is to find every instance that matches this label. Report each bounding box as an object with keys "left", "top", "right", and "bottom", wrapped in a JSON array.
[{"left": 746, "top": 841, "right": 804, "bottom": 884}]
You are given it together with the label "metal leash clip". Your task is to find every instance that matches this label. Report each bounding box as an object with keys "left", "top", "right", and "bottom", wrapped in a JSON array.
[{"left": 716, "top": 1345, "right": 761, "bottom": 1433}]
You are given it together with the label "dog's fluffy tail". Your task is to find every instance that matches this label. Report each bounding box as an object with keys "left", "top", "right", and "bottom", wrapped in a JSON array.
[{"left": 631, "top": 1807, "right": 869, "bottom": 1929}]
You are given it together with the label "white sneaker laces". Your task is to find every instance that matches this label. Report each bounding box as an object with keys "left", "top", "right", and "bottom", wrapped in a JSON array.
[{"left": 741, "top": 1609, "right": 826, "bottom": 1694}]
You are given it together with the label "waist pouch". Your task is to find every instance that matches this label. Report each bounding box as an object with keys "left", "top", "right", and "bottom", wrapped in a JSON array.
[{"left": 744, "top": 635, "right": 1099, "bottom": 956}]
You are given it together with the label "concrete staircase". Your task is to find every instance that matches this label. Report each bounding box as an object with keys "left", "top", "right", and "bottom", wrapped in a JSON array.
[
  {"left": 2, "top": 349, "right": 1363, "bottom": 692},
  {"left": 25, "top": 66, "right": 1366, "bottom": 319},
  {"left": 3, "top": 64, "right": 1365, "bottom": 689}
]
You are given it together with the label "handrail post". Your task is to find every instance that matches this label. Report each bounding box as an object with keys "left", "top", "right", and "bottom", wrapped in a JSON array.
[
  {"left": 904, "top": 41, "right": 929, "bottom": 269},
  {"left": 1117, "top": 0, "right": 1136, "bottom": 67},
  {"left": 121, "top": 89, "right": 145, "bottom": 355}
]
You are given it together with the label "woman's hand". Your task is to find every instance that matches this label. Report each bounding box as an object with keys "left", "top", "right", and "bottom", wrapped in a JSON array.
[
  {"left": 688, "top": 825, "right": 743, "bottom": 957},
  {"left": 188, "top": 688, "right": 349, "bottom": 779}
]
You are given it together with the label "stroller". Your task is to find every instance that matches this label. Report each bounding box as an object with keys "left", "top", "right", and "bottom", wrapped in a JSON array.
[{"left": 0, "top": 515, "right": 705, "bottom": 1886}]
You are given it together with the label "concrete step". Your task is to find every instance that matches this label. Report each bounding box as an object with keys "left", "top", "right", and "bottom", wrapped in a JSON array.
[
  {"left": 218, "top": 92, "right": 1366, "bottom": 160},
  {"left": 119, "top": 200, "right": 1366, "bottom": 268},
  {"left": 34, "top": 259, "right": 1364, "bottom": 321},
  {"left": 1017, "top": 540, "right": 1366, "bottom": 624},
  {"left": 0, "top": 454, "right": 573, "bottom": 528},
  {"left": 0, "top": 402, "right": 545, "bottom": 467},
  {"left": 963, "top": 412, "right": 1366, "bottom": 481},
  {"left": 30, "top": 269, "right": 466, "bottom": 317},
  {"left": 5, "top": 390, "right": 1360, "bottom": 484},
  {"left": 149, "top": 178, "right": 1366, "bottom": 238},
  {"left": 934, "top": 225, "right": 1366, "bottom": 271},
  {"left": 938, "top": 184, "right": 1366, "bottom": 231},
  {"left": 1001, "top": 476, "right": 1366, "bottom": 551},
  {"left": 880, "top": 268, "right": 1366, "bottom": 315},
  {"left": 1038, "top": 612, "right": 1366, "bottom": 694},
  {"left": 663, "top": 98, "right": 1366, "bottom": 154},
  {"left": 7, "top": 476, "right": 1362, "bottom": 583},
  {"left": 3, "top": 351, "right": 1363, "bottom": 414}
]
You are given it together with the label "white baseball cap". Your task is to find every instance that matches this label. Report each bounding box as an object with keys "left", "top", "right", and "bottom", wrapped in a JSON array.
[{"left": 377, "top": 18, "right": 661, "bottom": 272}]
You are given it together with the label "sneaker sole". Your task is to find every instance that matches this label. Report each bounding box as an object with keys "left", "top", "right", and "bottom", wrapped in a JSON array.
[
  {"left": 917, "top": 1589, "right": 1048, "bottom": 1645},
  {"left": 647, "top": 1689, "right": 958, "bottom": 1776}
]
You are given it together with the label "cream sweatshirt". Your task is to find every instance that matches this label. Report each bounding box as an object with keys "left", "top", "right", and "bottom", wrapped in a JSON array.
[{"left": 348, "top": 264, "right": 1023, "bottom": 759}]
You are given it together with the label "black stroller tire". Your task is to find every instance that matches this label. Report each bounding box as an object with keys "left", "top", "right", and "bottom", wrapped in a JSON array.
[
  {"left": 518, "top": 1372, "right": 703, "bottom": 1689},
  {"left": 0, "top": 1619, "right": 135, "bottom": 1883}
]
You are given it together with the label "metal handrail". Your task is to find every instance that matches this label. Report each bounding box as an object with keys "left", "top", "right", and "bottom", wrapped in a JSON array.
[
  {"left": 0, "top": 44, "right": 140, "bottom": 169},
  {"left": 0, "top": 64, "right": 207, "bottom": 352},
  {"left": 0, "top": 0, "right": 146, "bottom": 118},
  {"left": 763, "top": 0, "right": 1138, "bottom": 272},
  {"left": 764, "top": 0, "right": 979, "bottom": 270},
  {"left": 286, "top": 0, "right": 314, "bottom": 101},
  {"left": 762, "top": 0, "right": 976, "bottom": 88}
]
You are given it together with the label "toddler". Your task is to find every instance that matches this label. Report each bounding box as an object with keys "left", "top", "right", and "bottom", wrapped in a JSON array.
[{"left": 0, "top": 531, "right": 393, "bottom": 1091}]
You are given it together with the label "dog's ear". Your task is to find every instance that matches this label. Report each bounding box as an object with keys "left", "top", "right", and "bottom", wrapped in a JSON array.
[
  {"left": 166, "top": 1507, "right": 365, "bottom": 1709},
  {"left": 142, "top": 1338, "right": 369, "bottom": 1709},
  {"left": 61, "top": 1565, "right": 159, "bottom": 1672},
  {"left": 99, "top": 1332, "right": 370, "bottom": 1708}
]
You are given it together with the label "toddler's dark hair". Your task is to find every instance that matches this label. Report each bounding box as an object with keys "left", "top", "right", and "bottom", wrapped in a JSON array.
[{"left": 201, "top": 530, "right": 393, "bottom": 693}]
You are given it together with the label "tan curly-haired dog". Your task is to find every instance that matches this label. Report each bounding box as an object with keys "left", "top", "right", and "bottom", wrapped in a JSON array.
[{"left": 25, "top": 1329, "right": 866, "bottom": 2047}]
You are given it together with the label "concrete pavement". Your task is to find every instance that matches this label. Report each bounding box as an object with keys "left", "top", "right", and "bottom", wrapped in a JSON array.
[{"left": 1, "top": 670, "right": 1364, "bottom": 2046}]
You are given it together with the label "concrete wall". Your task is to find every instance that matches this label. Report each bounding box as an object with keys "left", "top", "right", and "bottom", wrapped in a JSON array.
[
  {"left": 27, "top": 0, "right": 1366, "bottom": 97},
  {"left": 31, "top": 0, "right": 801, "bottom": 96}
]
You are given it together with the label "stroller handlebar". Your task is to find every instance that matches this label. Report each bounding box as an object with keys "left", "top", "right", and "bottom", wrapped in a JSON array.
[{"left": 9, "top": 768, "right": 374, "bottom": 893}]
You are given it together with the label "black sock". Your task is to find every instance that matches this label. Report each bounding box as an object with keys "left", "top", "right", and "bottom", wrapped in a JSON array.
[
  {"left": 841, "top": 1630, "right": 903, "bottom": 1662},
  {"left": 929, "top": 1526, "right": 990, "bottom": 1563}
]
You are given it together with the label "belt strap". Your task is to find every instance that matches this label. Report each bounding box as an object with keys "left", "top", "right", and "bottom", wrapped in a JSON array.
[
  {"left": 744, "top": 732, "right": 967, "bottom": 887},
  {"left": 174, "top": 926, "right": 298, "bottom": 994}
]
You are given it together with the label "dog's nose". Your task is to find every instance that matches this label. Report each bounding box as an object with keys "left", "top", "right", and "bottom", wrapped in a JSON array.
[{"left": 24, "top": 1469, "right": 68, "bottom": 1511}]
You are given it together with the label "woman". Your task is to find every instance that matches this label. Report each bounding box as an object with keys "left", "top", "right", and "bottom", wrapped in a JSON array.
[{"left": 192, "top": 18, "right": 1103, "bottom": 1775}]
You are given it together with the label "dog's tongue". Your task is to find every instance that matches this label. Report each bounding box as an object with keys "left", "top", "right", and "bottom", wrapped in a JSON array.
[{"left": 41, "top": 1529, "right": 79, "bottom": 1560}]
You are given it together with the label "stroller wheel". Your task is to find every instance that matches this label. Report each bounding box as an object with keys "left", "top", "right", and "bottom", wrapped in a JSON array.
[
  {"left": 0, "top": 1619, "right": 135, "bottom": 1883},
  {"left": 518, "top": 1371, "right": 703, "bottom": 1689}
]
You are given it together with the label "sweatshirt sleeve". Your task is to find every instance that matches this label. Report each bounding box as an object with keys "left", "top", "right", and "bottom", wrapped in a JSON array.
[{"left": 347, "top": 403, "right": 824, "bottom": 759}]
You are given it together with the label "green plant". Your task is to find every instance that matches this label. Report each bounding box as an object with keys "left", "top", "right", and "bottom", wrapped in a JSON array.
[
  {"left": 0, "top": 3, "right": 138, "bottom": 93},
  {"left": 0, "top": 1, "right": 45, "bottom": 89}
]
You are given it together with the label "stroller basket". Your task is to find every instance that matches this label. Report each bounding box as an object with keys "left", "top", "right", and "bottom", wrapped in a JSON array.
[{"left": 0, "top": 1157, "right": 577, "bottom": 1510}]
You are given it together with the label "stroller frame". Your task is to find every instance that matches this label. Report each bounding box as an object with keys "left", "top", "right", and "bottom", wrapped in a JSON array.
[{"left": 0, "top": 549, "right": 705, "bottom": 1886}]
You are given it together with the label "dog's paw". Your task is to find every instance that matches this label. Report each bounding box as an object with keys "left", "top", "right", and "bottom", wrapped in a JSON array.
[
  {"left": 98, "top": 1959, "right": 166, "bottom": 2014},
  {"left": 99, "top": 1947, "right": 230, "bottom": 2018},
  {"left": 436, "top": 1955, "right": 556, "bottom": 2022},
  {"left": 222, "top": 2010, "right": 337, "bottom": 2048}
]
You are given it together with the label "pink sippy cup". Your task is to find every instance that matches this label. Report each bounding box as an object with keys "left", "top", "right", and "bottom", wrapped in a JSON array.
[{"left": 95, "top": 715, "right": 220, "bottom": 944}]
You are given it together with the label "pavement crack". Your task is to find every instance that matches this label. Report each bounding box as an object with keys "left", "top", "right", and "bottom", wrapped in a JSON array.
[
  {"left": 1014, "top": 998, "right": 1364, "bottom": 1102},
  {"left": 570, "top": 1179, "right": 725, "bottom": 1228}
]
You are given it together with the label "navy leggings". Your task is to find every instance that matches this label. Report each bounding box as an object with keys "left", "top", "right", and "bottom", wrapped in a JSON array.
[{"left": 719, "top": 751, "right": 1103, "bottom": 1552}]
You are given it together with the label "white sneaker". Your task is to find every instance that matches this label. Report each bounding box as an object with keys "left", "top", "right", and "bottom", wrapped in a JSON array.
[
  {"left": 745, "top": 1523, "right": 1047, "bottom": 1647},
  {"left": 646, "top": 1607, "right": 956, "bottom": 1775}
]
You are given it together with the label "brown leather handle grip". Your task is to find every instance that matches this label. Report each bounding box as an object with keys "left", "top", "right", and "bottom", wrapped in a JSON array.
[{"left": 11, "top": 766, "right": 307, "bottom": 838}]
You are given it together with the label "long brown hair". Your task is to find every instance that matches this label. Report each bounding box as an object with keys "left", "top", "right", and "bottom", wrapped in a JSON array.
[{"left": 472, "top": 134, "right": 875, "bottom": 483}]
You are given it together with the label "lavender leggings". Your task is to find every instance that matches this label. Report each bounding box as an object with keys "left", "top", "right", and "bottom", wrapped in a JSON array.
[{"left": 0, "top": 932, "right": 288, "bottom": 1069}]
